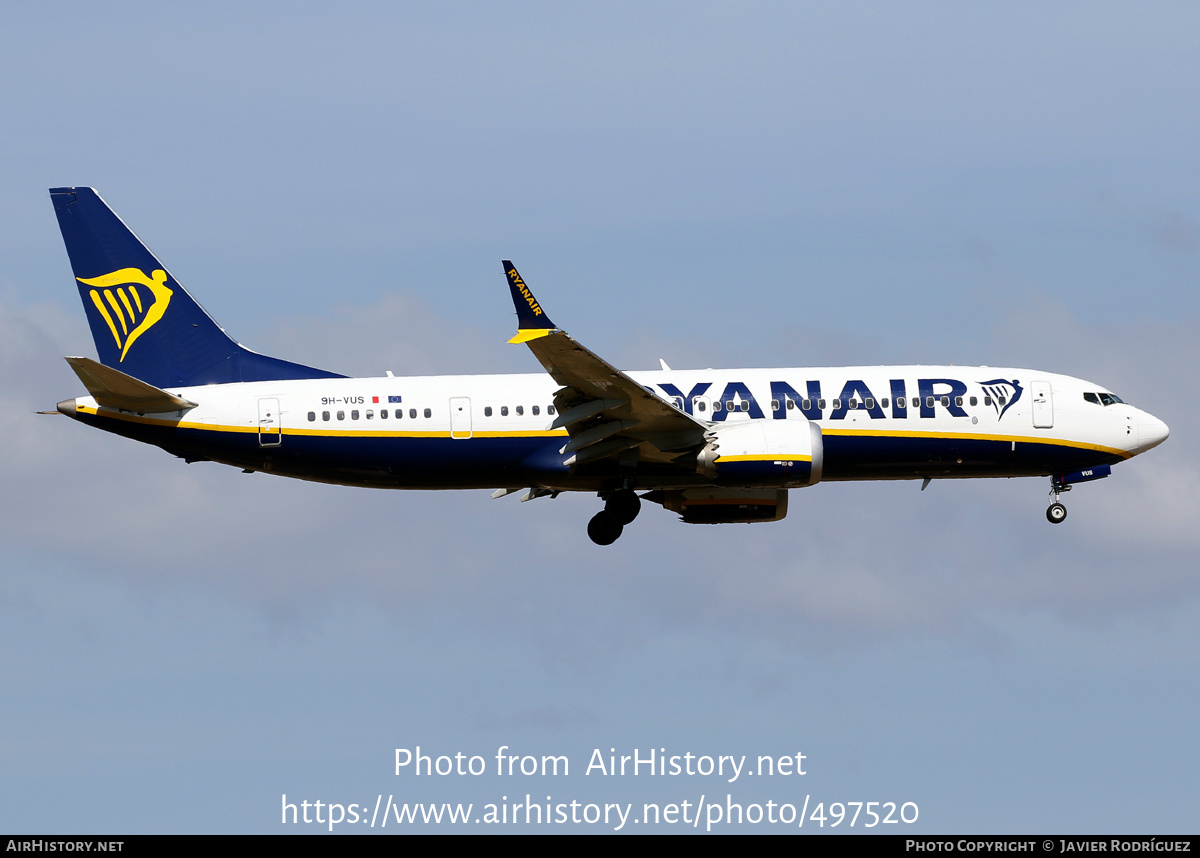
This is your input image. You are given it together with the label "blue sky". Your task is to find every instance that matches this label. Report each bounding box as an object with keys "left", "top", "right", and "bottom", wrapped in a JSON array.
[{"left": 1, "top": 2, "right": 1198, "bottom": 832}]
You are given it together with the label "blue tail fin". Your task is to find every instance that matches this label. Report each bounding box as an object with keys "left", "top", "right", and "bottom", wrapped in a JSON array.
[{"left": 49, "top": 187, "right": 343, "bottom": 388}]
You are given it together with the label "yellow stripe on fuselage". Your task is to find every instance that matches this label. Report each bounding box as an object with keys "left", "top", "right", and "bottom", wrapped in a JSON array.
[
  {"left": 72, "top": 405, "right": 1130, "bottom": 457},
  {"left": 719, "top": 454, "right": 813, "bottom": 463},
  {"left": 74, "top": 404, "right": 568, "bottom": 439}
]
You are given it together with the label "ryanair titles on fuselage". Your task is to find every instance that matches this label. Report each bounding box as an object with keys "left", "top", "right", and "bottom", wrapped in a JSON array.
[{"left": 654, "top": 375, "right": 1023, "bottom": 422}]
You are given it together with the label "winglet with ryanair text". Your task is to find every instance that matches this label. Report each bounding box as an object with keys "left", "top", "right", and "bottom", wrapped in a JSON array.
[{"left": 504, "top": 261, "right": 559, "bottom": 343}]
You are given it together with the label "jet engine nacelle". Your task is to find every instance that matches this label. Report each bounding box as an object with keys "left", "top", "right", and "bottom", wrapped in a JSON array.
[{"left": 696, "top": 419, "right": 823, "bottom": 488}]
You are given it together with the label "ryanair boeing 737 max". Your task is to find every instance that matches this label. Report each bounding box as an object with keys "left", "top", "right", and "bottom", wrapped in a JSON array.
[{"left": 48, "top": 188, "right": 1170, "bottom": 544}]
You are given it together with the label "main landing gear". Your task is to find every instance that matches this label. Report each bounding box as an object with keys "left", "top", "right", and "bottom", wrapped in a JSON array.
[
  {"left": 587, "top": 489, "right": 642, "bottom": 545},
  {"left": 1046, "top": 475, "right": 1070, "bottom": 524}
]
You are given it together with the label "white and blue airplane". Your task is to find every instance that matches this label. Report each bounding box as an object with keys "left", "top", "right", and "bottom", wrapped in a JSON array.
[{"left": 49, "top": 187, "right": 1169, "bottom": 544}]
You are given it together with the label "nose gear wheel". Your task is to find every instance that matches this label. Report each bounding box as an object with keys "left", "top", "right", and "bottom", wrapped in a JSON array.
[{"left": 1045, "top": 475, "right": 1071, "bottom": 525}]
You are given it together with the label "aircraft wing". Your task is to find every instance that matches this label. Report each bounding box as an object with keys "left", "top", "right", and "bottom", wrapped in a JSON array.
[{"left": 503, "top": 262, "right": 707, "bottom": 467}]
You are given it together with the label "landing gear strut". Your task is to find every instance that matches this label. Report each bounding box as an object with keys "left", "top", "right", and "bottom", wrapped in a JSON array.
[
  {"left": 1046, "top": 475, "right": 1070, "bottom": 524},
  {"left": 588, "top": 489, "right": 642, "bottom": 545}
]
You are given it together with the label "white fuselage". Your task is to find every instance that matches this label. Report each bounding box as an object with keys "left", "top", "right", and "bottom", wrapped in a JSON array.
[{"left": 67, "top": 365, "right": 1169, "bottom": 492}]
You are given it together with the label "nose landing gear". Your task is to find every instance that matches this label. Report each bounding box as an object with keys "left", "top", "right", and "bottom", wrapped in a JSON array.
[
  {"left": 587, "top": 489, "right": 642, "bottom": 545},
  {"left": 1046, "top": 475, "right": 1070, "bottom": 524}
]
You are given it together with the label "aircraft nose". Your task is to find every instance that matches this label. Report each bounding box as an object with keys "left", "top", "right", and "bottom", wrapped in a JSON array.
[{"left": 1138, "top": 410, "right": 1169, "bottom": 453}]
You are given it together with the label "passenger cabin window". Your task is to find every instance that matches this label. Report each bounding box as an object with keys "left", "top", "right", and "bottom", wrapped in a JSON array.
[
  {"left": 337, "top": 411, "right": 345, "bottom": 420},
  {"left": 819, "top": 399, "right": 827, "bottom": 409},
  {"left": 381, "top": 409, "right": 389, "bottom": 419},
  {"left": 969, "top": 396, "right": 977, "bottom": 406},
  {"left": 895, "top": 398, "right": 905, "bottom": 409},
  {"left": 881, "top": 398, "right": 889, "bottom": 408},
  {"left": 740, "top": 401, "right": 749, "bottom": 412},
  {"left": 351, "top": 410, "right": 360, "bottom": 420},
  {"left": 548, "top": 405, "right": 556, "bottom": 415},
  {"left": 713, "top": 401, "right": 723, "bottom": 412},
  {"left": 832, "top": 399, "right": 842, "bottom": 410},
  {"left": 997, "top": 396, "right": 1006, "bottom": 406},
  {"left": 532, "top": 405, "right": 539, "bottom": 416},
  {"left": 515, "top": 405, "right": 524, "bottom": 416},
  {"left": 697, "top": 401, "right": 707, "bottom": 412},
  {"left": 423, "top": 408, "right": 432, "bottom": 418},
  {"left": 911, "top": 397, "right": 919, "bottom": 408},
  {"left": 849, "top": 399, "right": 858, "bottom": 410},
  {"left": 786, "top": 399, "right": 795, "bottom": 410},
  {"left": 771, "top": 399, "right": 780, "bottom": 411},
  {"left": 307, "top": 411, "right": 316, "bottom": 422},
  {"left": 366, "top": 410, "right": 374, "bottom": 419},
  {"left": 955, "top": 396, "right": 963, "bottom": 407},
  {"left": 409, "top": 408, "right": 417, "bottom": 419},
  {"left": 322, "top": 411, "right": 330, "bottom": 421},
  {"left": 865, "top": 398, "right": 874, "bottom": 409},
  {"left": 940, "top": 396, "right": 950, "bottom": 407},
  {"left": 983, "top": 396, "right": 992, "bottom": 406},
  {"left": 500, "top": 406, "right": 508, "bottom": 417},
  {"left": 485, "top": 406, "right": 493, "bottom": 417},
  {"left": 926, "top": 397, "right": 935, "bottom": 408}
]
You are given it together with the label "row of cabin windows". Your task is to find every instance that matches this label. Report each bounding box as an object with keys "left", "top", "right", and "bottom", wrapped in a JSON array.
[
  {"left": 675, "top": 395, "right": 1005, "bottom": 412},
  {"left": 305, "top": 404, "right": 563, "bottom": 422},
  {"left": 482, "top": 404, "right": 557, "bottom": 418},
  {"left": 305, "top": 393, "right": 1021, "bottom": 424},
  {"left": 307, "top": 408, "right": 432, "bottom": 422}
]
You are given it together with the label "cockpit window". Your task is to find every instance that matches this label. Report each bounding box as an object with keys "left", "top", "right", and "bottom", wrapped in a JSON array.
[
  {"left": 1083, "top": 392, "right": 1100, "bottom": 405},
  {"left": 1099, "top": 393, "right": 1124, "bottom": 406}
]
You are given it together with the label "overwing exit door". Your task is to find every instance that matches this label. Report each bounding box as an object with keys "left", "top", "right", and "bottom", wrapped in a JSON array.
[{"left": 450, "top": 397, "right": 472, "bottom": 439}]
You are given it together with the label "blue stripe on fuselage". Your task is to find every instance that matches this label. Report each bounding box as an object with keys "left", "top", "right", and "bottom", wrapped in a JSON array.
[
  {"left": 76, "top": 409, "right": 1121, "bottom": 488},
  {"left": 820, "top": 432, "right": 1121, "bottom": 479}
]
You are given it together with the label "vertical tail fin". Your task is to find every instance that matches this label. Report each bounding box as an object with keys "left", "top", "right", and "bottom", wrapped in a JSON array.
[{"left": 49, "top": 187, "right": 342, "bottom": 388}]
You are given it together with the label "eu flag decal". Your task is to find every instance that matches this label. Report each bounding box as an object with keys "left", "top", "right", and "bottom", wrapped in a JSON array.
[{"left": 388, "top": 395, "right": 402, "bottom": 403}]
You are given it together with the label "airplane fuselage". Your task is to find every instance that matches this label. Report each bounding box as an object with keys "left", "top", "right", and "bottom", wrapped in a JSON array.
[{"left": 60, "top": 365, "right": 1166, "bottom": 492}]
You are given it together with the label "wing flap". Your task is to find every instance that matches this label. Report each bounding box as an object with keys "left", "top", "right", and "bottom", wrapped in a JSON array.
[
  {"left": 561, "top": 419, "right": 640, "bottom": 455},
  {"left": 551, "top": 398, "right": 624, "bottom": 430}
]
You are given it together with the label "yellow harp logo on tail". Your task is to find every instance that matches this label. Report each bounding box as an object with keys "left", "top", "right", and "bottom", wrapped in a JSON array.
[{"left": 77, "top": 268, "right": 174, "bottom": 361}]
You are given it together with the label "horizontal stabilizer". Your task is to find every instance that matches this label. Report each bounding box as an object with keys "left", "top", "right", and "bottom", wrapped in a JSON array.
[{"left": 65, "top": 356, "right": 197, "bottom": 413}]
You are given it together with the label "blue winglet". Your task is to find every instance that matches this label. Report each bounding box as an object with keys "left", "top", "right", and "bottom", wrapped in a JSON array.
[{"left": 503, "top": 261, "right": 558, "bottom": 343}]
